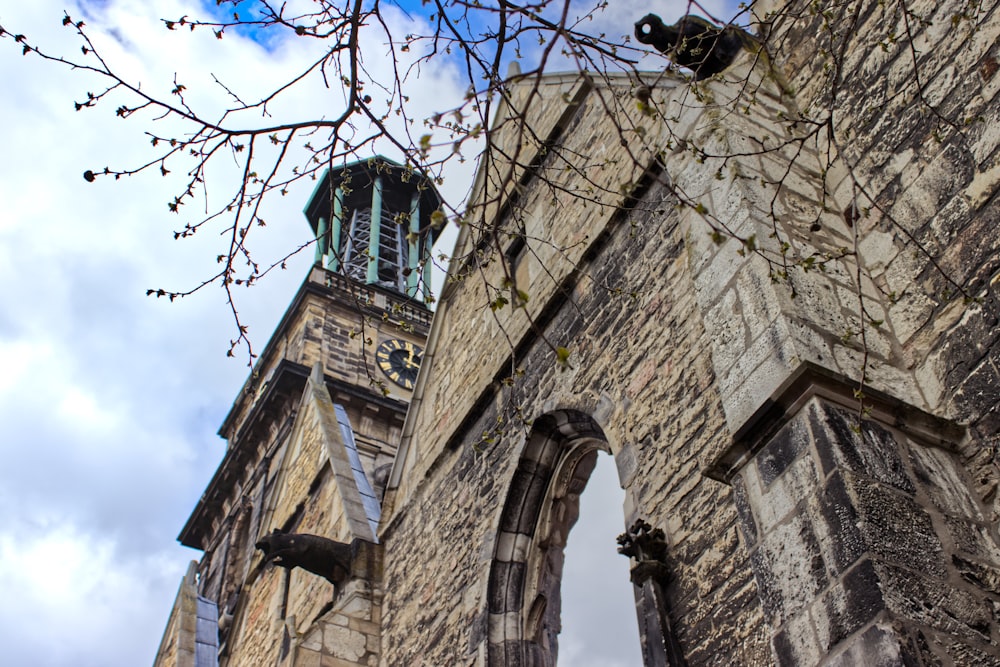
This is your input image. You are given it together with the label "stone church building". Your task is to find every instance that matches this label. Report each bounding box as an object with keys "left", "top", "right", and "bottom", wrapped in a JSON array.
[{"left": 154, "top": 0, "right": 1000, "bottom": 664}]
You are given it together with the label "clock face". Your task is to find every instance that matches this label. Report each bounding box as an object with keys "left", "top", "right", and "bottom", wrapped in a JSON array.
[{"left": 375, "top": 339, "right": 423, "bottom": 389}]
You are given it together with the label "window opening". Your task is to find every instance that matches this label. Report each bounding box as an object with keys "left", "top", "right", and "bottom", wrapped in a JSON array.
[
  {"left": 342, "top": 208, "right": 371, "bottom": 283},
  {"left": 487, "top": 412, "right": 647, "bottom": 666},
  {"left": 558, "top": 452, "right": 642, "bottom": 667},
  {"left": 376, "top": 209, "right": 407, "bottom": 290}
]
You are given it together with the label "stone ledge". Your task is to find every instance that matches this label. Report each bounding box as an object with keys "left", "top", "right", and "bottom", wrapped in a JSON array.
[{"left": 705, "top": 361, "right": 965, "bottom": 483}]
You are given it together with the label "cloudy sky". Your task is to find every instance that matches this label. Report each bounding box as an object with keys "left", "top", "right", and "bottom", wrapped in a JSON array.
[{"left": 0, "top": 1, "right": 734, "bottom": 665}]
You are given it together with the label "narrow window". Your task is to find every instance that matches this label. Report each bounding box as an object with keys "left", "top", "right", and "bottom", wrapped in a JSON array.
[{"left": 559, "top": 453, "right": 642, "bottom": 666}]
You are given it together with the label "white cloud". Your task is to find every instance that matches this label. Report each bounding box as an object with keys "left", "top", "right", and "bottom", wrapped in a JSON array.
[{"left": 0, "top": 517, "right": 183, "bottom": 666}]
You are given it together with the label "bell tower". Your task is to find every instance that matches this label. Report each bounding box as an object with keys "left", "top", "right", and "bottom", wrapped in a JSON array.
[
  {"left": 306, "top": 158, "right": 440, "bottom": 300},
  {"left": 153, "top": 157, "right": 442, "bottom": 667}
]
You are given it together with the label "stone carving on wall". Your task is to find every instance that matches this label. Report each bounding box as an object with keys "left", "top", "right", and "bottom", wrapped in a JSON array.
[
  {"left": 634, "top": 13, "right": 749, "bottom": 80},
  {"left": 618, "top": 519, "right": 686, "bottom": 666},
  {"left": 617, "top": 518, "right": 671, "bottom": 585},
  {"left": 254, "top": 529, "right": 352, "bottom": 589}
]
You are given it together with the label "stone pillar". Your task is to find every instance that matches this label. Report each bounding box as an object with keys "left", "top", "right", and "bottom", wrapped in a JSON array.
[
  {"left": 660, "top": 47, "right": 1000, "bottom": 664},
  {"left": 617, "top": 520, "right": 686, "bottom": 667},
  {"left": 708, "top": 367, "right": 1000, "bottom": 665}
]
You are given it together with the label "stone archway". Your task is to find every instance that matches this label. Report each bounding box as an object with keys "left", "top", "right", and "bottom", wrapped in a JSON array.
[{"left": 486, "top": 410, "right": 612, "bottom": 667}]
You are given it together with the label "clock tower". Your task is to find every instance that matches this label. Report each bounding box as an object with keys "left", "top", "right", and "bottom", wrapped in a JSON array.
[{"left": 153, "top": 157, "right": 442, "bottom": 667}]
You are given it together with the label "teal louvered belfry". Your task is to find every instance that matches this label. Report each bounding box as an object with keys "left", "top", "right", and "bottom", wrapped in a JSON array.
[{"left": 304, "top": 157, "right": 444, "bottom": 301}]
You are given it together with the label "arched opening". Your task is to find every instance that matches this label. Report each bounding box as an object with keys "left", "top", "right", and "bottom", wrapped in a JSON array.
[
  {"left": 486, "top": 411, "right": 639, "bottom": 666},
  {"left": 559, "top": 452, "right": 642, "bottom": 666}
]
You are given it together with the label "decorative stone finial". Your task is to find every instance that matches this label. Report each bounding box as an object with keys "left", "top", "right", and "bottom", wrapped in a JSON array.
[{"left": 617, "top": 519, "right": 672, "bottom": 586}]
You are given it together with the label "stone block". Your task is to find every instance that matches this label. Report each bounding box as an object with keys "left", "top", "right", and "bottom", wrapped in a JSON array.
[
  {"left": 945, "top": 516, "right": 1000, "bottom": 563},
  {"left": 784, "top": 318, "right": 837, "bottom": 369},
  {"left": 320, "top": 656, "right": 366, "bottom": 667},
  {"left": 731, "top": 473, "right": 758, "bottom": 547},
  {"left": 738, "top": 265, "right": 786, "bottom": 341},
  {"left": 829, "top": 349, "right": 923, "bottom": 408},
  {"left": 953, "top": 353, "right": 1000, "bottom": 424},
  {"left": 348, "top": 618, "right": 380, "bottom": 636},
  {"left": 749, "top": 513, "right": 828, "bottom": 625},
  {"left": 614, "top": 440, "right": 637, "bottom": 486},
  {"left": 487, "top": 561, "right": 525, "bottom": 614},
  {"left": 756, "top": 414, "right": 811, "bottom": 487},
  {"left": 809, "top": 401, "right": 915, "bottom": 495},
  {"left": 849, "top": 476, "right": 945, "bottom": 576},
  {"left": 300, "top": 627, "right": 323, "bottom": 652},
  {"left": 926, "top": 626, "right": 1000, "bottom": 666},
  {"left": 914, "top": 346, "right": 947, "bottom": 409},
  {"left": 807, "top": 472, "right": 865, "bottom": 576},
  {"left": 322, "top": 625, "right": 367, "bottom": 662},
  {"left": 816, "top": 559, "right": 886, "bottom": 651},
  {"left": 494, "top": 531, "right": 531, "bottom": 564},
  {"left": 824, "top": 623, "right": 917, "bottom": 667},
  {"left": 497, "top": 466, "right": 550, "bottom": 536},
  {"left": 877, "top": 561, "right": 993, "bottom": 643},
  {"left": 753, "top": 441, "right": 820, "bottom": 532},
  {"left": 720, "top": 323, "right": 801, "bottom": 431},
  {"left": 685, "top": 211, "right": 757, "bottom": 308},
  {"left": 952, "top": 553, "right": 1000, "bottom": 597},
  {"left": 294, "top": 648, "right": 322, "bottom": 667},
  {"left": 702, "top": 288, "right": 748, "bottom": 373},
  {"left": 890, "top": 150, "right": 973, "bottom": 232},
  {"left": 772, "top": 610, "right": 822, "bottom": 667},
  {"left": 467, "top": 610, "right": 488, "bottom": 653},
  {"left": 858, "top": 229, "right": 900, "bottom": 276},
  {"left": 487, "top": 638, "right": 524, "bottom": 667},
  {"left": 787, "top": 269, "right": 853, "bottom": 338}
]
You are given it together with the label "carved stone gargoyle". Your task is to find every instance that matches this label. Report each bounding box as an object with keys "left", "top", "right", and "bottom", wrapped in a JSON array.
[
  {"left": 617, "top": 519, "right": 672, "bottom": 586},
  {"left": 255, "top": 529, "right": 352, "bottom": 588},
  {"left": 634, "top": 14, "right": 751, "bottom": 80}
]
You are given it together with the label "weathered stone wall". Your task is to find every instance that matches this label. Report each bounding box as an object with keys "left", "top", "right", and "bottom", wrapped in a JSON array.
[
  {"left": 223, "top": 272, "right": 428, "bottom": 443},
  {"left": 385, "top": 73, "right": 676, "bottom": 509},
  {"left": 381, "top": 169, "right": 771, "bottom": 664},
  {"left": 223, "top": 562, "right": 286, "bottom": 667},
  {"left": 380, "top": 1, "right": 1000, "bottom": 662},
  {"left": 758, "top": 0, "right": 1000, "bottom": 500},
  {"left": 288, "top": 578, "right": 383, "bottom": 667},
  {"left": 217, "top": 369, "right": 387, "bottom": 667},
  {"left": 177, "top": 260, "right": 429, "bottom": 666},
  {"left": 740, "top": 395, "right": 1000, "bottom": 663},
  {"left": 380, "top": 54, "right": 804, "bottom": 667}
]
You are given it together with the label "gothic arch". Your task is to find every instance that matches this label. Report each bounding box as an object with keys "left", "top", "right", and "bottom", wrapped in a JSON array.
[{"left": 486, "top": 410, "right": 614, "bottom": 667}]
